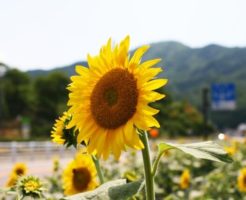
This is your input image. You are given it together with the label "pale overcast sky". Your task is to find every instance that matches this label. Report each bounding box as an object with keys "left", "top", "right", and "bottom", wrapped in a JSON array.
[{"left": 0, "top": 0, "right": 246, "bottom": 71}]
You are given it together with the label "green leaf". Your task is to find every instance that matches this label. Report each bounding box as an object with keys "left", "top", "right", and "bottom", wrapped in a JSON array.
[
  {"left": 158, "top": 141, "right": 233, "bottom": 163},
  {"left": 62, "top": 179, "right": 142, "bottom": 200},
  {"left": 108, "top": 180, "right": 142, "bottom": 200},
  {"left": 158, "top": 142, "right": 173, "bottom": 152}
]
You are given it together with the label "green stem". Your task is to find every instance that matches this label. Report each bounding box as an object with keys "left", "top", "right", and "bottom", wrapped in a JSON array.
[
  {"left": 92, "top": 155, "right": 105, "bottom": 184},
  {"left": 140, "top": 130, "right": 155, "bottom": 200},
  {"left": 152, "top": 150, "right": 164, "bottom": 177}
]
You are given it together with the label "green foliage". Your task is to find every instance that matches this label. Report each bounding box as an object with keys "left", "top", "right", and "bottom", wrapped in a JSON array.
[
  {"left": 1, "top": 68, "right": 206, "bottom": 138},
  {"left": 153, "top": 90, "right": 208, "bottom": 137},
  {"left": 0, "top": 69, "right": 70, "bottom": 137},
  {"left": 32, "top": 72, "right": 70, "bottom": 136},
  {"left": 1, "top": 69, "right": 32, "bottom": 119}
]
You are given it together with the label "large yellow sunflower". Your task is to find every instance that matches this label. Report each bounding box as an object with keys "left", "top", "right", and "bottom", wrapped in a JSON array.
[
  {"left": 51, "top": 112, "right": 71, "bottom": 145},
  {"left": 68, "top": 36, "right": 167, "bottom": 159},
  {"left": 62, "top": 152, "right": 98, "bottom": 195}
]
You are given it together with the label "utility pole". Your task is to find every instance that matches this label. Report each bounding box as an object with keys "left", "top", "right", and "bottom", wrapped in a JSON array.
[{"left": 202, "top": 87, "right": 209, "bottom": 140}]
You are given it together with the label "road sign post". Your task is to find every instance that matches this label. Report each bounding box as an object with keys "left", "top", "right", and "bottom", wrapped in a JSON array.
[{"left": 202, "top": 88, "right": 210, "bottom": 140}]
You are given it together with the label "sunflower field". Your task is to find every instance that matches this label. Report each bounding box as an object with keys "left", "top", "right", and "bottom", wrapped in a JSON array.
[{"left": 1, "top": 138, "right": 246, "bottom": 200}]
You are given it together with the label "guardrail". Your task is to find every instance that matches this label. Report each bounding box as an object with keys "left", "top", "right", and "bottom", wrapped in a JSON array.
[{"left": 0, "top": 141, "right": 75, "bottom": 162}]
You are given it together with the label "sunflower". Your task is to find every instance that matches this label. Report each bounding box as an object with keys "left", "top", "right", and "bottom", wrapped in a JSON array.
[
  {"left": 238, "top": 167, "right": 246, "bottom": 192},
  {"left": 12, "top": 163, "right": 27, "bottom": 176},
  {"left": 51, "top": 112, "right": 72, "bottom": 145},
  {"left": 180, "top": 169, "right": 190, "bottom": 190},
  {"left": 16, "top": 175, "right": 45, "bottom": 198},
  {"left": 224, "top": 146, "right": 236, "bottom": 156},
  {"left": 68, "top": 36, "right": 167, "bottom": 159},
  {"left": 62, "top": 152, "right": 98, "bottom": 195},
  {"left": 5, "top": 162, "right": 27, "bottom": 187}
]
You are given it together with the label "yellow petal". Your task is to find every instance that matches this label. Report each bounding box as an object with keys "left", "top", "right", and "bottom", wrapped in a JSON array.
[
  {"left": 143, "top": 79, "right": 168, "bottom": 91},
  {"left": 137, "top": 68, "right": 163, "bottom": 86},
  {"left": 117, "top": 36, "right": 130, "bottom": 66},
  {"left": 123, "top": 120, "right": 134, "bottom": 143},
  {"left": 139, "top": 58, "right": 161, "bottom": 69},
  {"left": 75, "top": 65, "right": 89, "bottom": 76},
  {"left": 145, "top": 115, "right": 160, "bottom": 128},
  {"left": 91, "top": 130, "right": 107, "bottom": 157},
  {"left": 111, "top": 129, "right": 124, "bottom": 160},
  {"left": 142, "top": 105, "right": 159, "bottom": 115},
  {"left": 143, "top": 91, "right": 166, "bottom": 102},
  {"left": 123, "top": 120, "right": 144, "bottom": 149},
  {"left": 129, "top": 45, "right": 150, "bottom": 69},
  {"left": 133, "top": 114, "right": 149, "bottom": 130},
  {"left": 77, "top": 117, "right": 96, "bottom": 143},
  {"left": 102, "top": 133, "right": 111, "bottom": 160}
]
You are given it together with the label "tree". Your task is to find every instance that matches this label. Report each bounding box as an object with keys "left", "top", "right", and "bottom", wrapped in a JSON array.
[
  {"left": 32, "top": 72, "right": 70, "bottom": 136},
  {"left": 153, "top": 89, "right": 208, "bottom": 137},
  {"left": 2, "top": 69, "right": 32, "bottom": 119}
]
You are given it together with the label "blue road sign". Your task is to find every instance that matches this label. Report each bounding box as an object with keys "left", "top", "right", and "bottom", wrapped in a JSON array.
[{"left": 211, "top": 83, "right": 236, "bottom": 110}]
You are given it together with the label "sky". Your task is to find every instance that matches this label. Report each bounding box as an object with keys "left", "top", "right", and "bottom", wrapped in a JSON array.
[{"left": 0, "top": 0, "right": 246, "bottom": 71}]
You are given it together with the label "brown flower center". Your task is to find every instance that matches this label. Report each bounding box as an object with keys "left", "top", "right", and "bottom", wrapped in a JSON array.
[
  {"left": 15, "top": 168, "right": 24, "bottom": 176},
  {"left": 72, "top": 167, "right": 91, "bottom": 191},
  {"left": 183, "top": 177, "right": 189, "bottom": 186},
  {"left": 90, "top": 68, "right": 138, "bottom": 129},
  {"left": 243, "top": 175, "right": 246, "bottom": 186}
]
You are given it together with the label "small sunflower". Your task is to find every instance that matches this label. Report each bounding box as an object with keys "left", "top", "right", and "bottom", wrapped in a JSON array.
[
  {"left": 180, "top": 169, "right": 190, "bottom": 190},
  {"left": 68, "top": 36, "right": 167, "bottom": 159},
  {"left": 224, "top": 146, "right": 236, "bottom": 156},
  {"left": 12, "top": 162, "right": 27, "bottom": 176},
  {"left": 51, "top": 112, "right": 76, "bottom": 147},
  {"left": 238, "top": 167, "right": 246, "bottom": 192},
  {"left": 16, "top": 175, "right": 45, "bottom": 199},
  {"left": 6, "top": 162, "right": 27, "bottom": 187},
  {"left": 62, "top": 152, "right": 98, "bottom": 195}
]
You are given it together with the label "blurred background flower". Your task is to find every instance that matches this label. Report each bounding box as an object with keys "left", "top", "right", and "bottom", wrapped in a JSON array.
[{"left": 62, "top": 152, "right": 98, "bottom": 195}]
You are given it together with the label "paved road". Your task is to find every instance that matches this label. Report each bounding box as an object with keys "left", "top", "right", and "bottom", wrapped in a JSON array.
[{"left": 0, "top": 142, "right": 76, "bottom": 187}]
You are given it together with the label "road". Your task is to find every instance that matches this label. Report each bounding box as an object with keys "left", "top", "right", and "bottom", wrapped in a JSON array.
[{"left": 0, "top": 141, "right": 75, "bottom": 187}]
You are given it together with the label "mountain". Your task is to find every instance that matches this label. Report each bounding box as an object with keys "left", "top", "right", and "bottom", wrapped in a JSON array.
[
  {"left": 27, "top": 61, "right": 87, "bottom": 77},
  {"left": 27, "top": 41, "right": 246, "bottom": 128}
]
